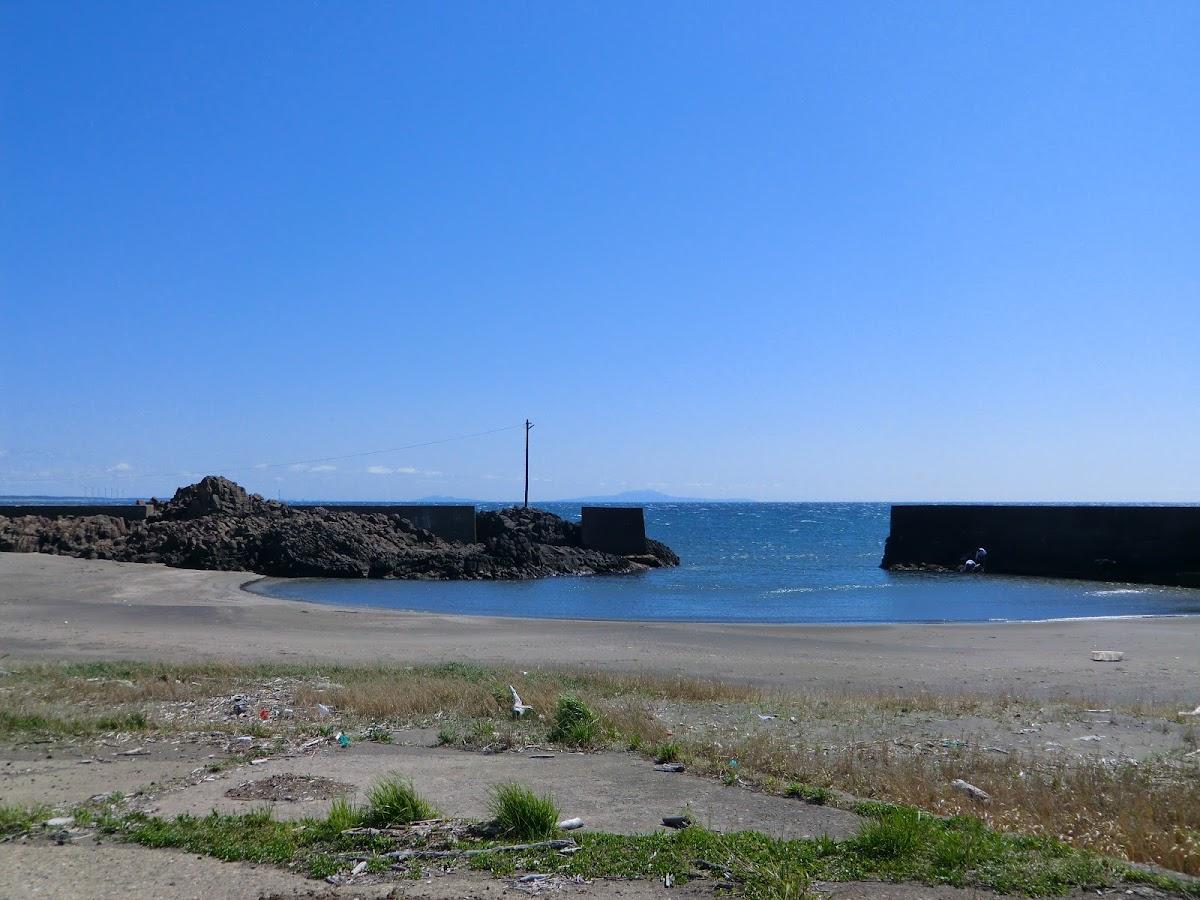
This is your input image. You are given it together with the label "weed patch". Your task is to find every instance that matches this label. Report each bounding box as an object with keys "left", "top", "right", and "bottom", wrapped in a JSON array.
[
  {"left": 361, "top": 775, "right": 438, "bottom": 827},
  {"left": 548, "top": 695, "right": 602, "bottom": 747},
  {"left": 489, "top": 783, "right": 560, "bottom": 840}
]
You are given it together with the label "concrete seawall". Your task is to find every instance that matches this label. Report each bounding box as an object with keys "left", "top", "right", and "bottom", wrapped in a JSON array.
[
  {"left": 290, "top": 505, "right": 477, "bottom": 544},
  {"left": 881, "top": 504, "right": 1200, "bottom": 588}
]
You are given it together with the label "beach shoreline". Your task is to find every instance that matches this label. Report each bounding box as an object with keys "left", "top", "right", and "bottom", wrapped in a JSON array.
[{"left": 3, "top": 551, "right": 1197, "bottom": 705}]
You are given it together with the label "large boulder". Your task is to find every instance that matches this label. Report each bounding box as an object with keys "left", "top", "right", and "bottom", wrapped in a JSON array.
[{"left": 160, "top": 475, "right": 266, "bottom": 519}]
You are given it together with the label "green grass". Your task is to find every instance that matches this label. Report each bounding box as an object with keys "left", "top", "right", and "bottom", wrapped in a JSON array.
[
  {"left": 324, "top": 796, "right": 362, "bottom": 832},
  {"left": 469, "top": 816, "right": 1200, "bottom": 898},
  {"left": 361, "top": 723, "right": 393, "bottom": 743},
  {"left": 0, "top": 802, "right": 52, "bottom": 835},
  {"left": 654, "top": 741, "right": 681, "bottom": 763},
  {"left": 0, "top": 708, "right": 152, "bottom": 738},
  {"left": 84, "top": 798, "right": 1200, "bottom": 898},
  {"left": 547, "top": 695, "right": 602, "bottom": 747},
  {"left": 118, "top": 808, "right": 300, "bottom": 864},
  {"left": 360, "top": 775, "right": 438, "bottom": 827},
  {"left": 488, "top": 783, "right": 560, "bottom": 840},
  {"left": 784, "top": 783, "right": 832, "bottom": 805}
]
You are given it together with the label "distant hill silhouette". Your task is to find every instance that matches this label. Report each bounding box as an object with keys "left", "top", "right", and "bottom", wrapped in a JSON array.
[{"left": 559, "top": 489, "right": 753, "bottom": 503}]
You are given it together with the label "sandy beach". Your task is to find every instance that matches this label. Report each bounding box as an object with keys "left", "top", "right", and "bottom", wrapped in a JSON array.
[
  {"left": 3, "top": 552, "right": 1197, "bottom": 706},
  {"left": 4, "top": 551, "right": 1199, "bottom": 898}
]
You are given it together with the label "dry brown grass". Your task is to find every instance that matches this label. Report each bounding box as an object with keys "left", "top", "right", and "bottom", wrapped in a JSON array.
[
  {"left": 5, "top": 659, "right": 1196, "bottom": 875},
  {"left": 673, "top": 729, "right": 1200, "bottom": 876}
]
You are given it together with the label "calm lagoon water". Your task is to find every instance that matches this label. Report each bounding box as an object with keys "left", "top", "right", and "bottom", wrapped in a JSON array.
[{"left": 250, "top": 502, "right": 1200, "bottom": 624}]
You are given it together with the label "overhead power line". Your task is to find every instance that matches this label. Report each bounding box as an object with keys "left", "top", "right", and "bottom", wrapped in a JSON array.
[{"left": 6, "top": 423, "right": 527, "bottom": 484}]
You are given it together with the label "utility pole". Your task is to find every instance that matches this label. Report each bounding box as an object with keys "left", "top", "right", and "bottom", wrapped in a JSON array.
[{"left": 524, "top": 419, "right": 533, "bottom": 508}]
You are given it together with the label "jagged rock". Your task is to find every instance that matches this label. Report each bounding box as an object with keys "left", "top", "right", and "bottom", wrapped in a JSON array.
[
  {"left": 160, "top": 475, "right": 267, "bottom": 519},
  {"left": 0, "top": 477, "right": 680, "bottom": 581}
]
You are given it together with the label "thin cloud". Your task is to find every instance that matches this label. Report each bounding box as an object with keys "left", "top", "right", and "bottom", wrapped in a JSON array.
[
  {"left": 108, "top": 462, "right": 133, "bottom": 473},
  {"left": 289, "top": 463, "right": 337, "bottom": 473},
  {"left": 366, "top": 465, "right": 440, "bottom": 476}
]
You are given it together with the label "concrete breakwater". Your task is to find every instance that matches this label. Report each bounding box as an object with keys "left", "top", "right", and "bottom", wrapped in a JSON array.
[{"left": 881, "top": 504, "right": 1200, "bottom": 588}]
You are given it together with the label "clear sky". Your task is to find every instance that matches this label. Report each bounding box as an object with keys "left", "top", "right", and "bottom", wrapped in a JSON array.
[{"left": 2, "top": 2, "right": 1197, "bottom": 502}]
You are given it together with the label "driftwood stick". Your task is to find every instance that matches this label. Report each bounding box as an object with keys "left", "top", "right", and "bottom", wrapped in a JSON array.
[{"left": 385, "top": 839, "right": 577, "bottom": 861}]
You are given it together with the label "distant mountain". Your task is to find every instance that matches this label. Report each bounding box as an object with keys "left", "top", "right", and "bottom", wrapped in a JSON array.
[
  {"left": 560, "top": 489, "right": 753, "bottom": 503},
  {"left": 291, "top": 495, "right": 477, "bottom": 505}
]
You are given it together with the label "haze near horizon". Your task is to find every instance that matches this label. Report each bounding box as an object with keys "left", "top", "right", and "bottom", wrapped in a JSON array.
[{"left": 2, "top": 3, "right": 1197, "bottom": 502}]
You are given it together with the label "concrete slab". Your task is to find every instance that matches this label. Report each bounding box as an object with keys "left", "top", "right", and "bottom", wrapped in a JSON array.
[{"left": 151, "top": 743, "right": 861, "bottom": 840}]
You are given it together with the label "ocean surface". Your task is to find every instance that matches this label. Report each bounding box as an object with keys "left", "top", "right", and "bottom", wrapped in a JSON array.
[{"left": 251, "top": 502, "right": 1200, "bottom": 624}]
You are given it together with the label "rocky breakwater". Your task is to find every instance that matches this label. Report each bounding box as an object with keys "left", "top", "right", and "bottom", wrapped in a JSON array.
[{"left": 0, "top": 476, "right": 680, "bottom": 580}]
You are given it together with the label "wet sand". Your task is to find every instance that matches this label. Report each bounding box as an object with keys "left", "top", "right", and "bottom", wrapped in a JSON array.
[{"left": 2, "top": 552, "right": 1197, "bottom": 705}]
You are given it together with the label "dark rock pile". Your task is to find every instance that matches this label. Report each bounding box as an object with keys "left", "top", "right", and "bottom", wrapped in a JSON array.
[{"left": 0, "top": 476, "right": 679, "bottom": 580}]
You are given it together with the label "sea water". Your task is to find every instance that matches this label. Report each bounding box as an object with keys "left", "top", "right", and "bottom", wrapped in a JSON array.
[{"left": 249, "top": 502, "right": 1200, "bottom": 624}]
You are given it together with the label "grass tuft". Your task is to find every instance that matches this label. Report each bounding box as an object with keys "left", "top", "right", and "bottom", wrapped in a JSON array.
[
  {"left": 360, "top": 775, "right": 438, "bottom": 827},
  {"left": 0, "top": 803, "right": 53, "bottom": 835},
  {"left": 488, "top": 783, "right": 560, "bottom": 840},
  {"left": 548, "top": 695, "right": 602, "bottom": 747},
  {"left": 784, "top": 782, "right": 831, "bottom": 805},
  {"left": 654, "top": 741, "right": 681, "bottom": 764},
  {"left": 324, "top": 796, "right": 362, "bottom": 832}
]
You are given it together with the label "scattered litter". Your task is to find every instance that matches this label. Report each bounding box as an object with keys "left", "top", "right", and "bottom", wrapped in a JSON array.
[
  {"left": 1086, "top": 709, "right": 1112, "bottom": 714},
  {"left": 350, "top": 860, "right": 368, "bottom": 876},
  {"left": 1179, "top": 705, "right": 1200, "bottom": 717},
  {"left": 983, "top": 746, "right": 1010, "bottom": 754},
  {"left": 316, "top": 703, "right": 333, "bottom": 717},
  {"left": 664, "top": 873, "right": 674, "bottom": 888},
  {"left": 662, "top": 815, "right": 692, "bottom": 829},
  {"left": 384, "top": 838, "right": 576, "bottom": 860},
  {"left": 518, "top": 874, "right": 550, "bottom": 883},
  {"left": 1091, "top": 650, "right": 1124, "bottom": 662},
  {"left": 655, "top": 763, "right": 685, "bottom": 773},
  {"left": 45, "top": 816, "right": 74, "bottom": 828},
  {"left": 227, "top": 774, "right": 351, "bottom": 801},
  {"left": 1076, "top": 735, "right": 1104, "bottom": 742},
  {"left": 117, "top": 747, "right": 149, "bottom": 756},
  {"left": 259, "top": 708, "right": 270, "bottom": 720},
  {"left": 250, "top": 757, "right": 274, "bottom": 765},
  {"left": 559, "top": 845, "right": 581, "bottom": 855},
  {"left": 758, "top": 714, "right": 777, "bottom": 721},
  {"left": 528, "top": 754, "right": 556, "bottom": 759},
  {"left": 558, "top": 818, "right": 584, "bottom": 830},
  {"left": 336, "top": 731, "right": 351, "bottom": 748},
  {"left": 950, "top": 778, "right": 991, "bottom": 801}
]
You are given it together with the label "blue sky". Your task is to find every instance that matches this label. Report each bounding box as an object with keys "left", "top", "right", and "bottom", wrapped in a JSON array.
[{"left": 2, "top": 2, "right": 1197, "bottom": 502}]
